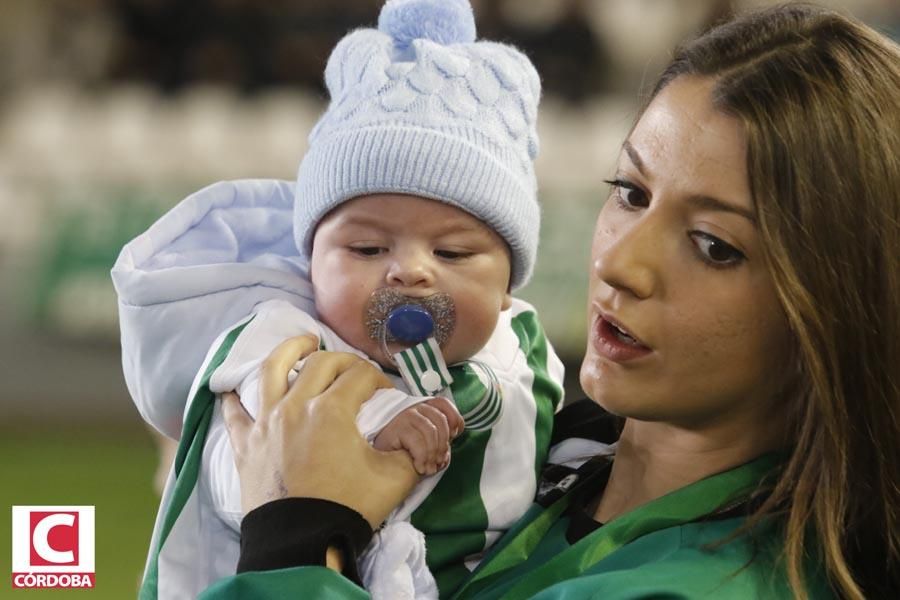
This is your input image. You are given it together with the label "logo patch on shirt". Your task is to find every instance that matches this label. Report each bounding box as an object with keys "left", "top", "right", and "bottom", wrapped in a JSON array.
[{"left": 536, "top": 469, "right": 580, "bottom": 505}]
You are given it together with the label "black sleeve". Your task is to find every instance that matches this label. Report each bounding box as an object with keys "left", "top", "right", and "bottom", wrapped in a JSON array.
[
  {"left": 550, "top": 398, "right": 622, "bottom": 447},
  {"left": 237, "top": 498, "right": 373, "bottom": 586}
]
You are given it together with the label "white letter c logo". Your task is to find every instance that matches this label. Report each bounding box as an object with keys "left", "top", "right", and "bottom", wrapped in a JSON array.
[{"left": 33, "top": 514, "right": 75, "bottom": 563}]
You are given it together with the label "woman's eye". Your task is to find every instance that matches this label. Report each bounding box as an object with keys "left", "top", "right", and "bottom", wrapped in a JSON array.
[
  {"left": 350, "top": 246, "right": 385, "bottom": 256},
  {"left": 435, "top": 249, "right": 471, "bottom": 260},
  {"left": 689, "top": 232, "right": 746, "bottom": 267},
  {"left": 604, "top": 179, "right": 649, "bottom": 209}
]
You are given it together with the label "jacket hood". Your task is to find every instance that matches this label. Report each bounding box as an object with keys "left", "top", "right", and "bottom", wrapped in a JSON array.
[{"left": 111, "top": 179, "right": 315, "bottom": 438}]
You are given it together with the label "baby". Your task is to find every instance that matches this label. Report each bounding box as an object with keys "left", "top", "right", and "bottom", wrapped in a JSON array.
[{"left": 113, "top": 1, "right": 563, "bottom": 598}]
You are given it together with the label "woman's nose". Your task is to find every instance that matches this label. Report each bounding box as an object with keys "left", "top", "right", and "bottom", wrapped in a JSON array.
[
  {"left": 591, "top": 217, "right": 660, "bottom": 300},
  {"left": 386, "top": 251, "right": 435, "bottom": 288}
]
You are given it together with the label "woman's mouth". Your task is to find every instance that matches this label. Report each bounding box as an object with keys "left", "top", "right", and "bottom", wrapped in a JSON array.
[{"left": 591, "top": 314, "right": 652, "bottom": 363}]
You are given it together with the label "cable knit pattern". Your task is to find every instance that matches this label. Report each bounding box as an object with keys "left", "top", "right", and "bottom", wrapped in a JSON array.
[{"left": 294, "top": 0, "right": 542, "bottom": 289}]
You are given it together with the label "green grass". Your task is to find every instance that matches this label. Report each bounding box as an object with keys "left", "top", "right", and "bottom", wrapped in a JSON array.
[{"left": 0, "top": 424, "right": 160, "bottom": 599}]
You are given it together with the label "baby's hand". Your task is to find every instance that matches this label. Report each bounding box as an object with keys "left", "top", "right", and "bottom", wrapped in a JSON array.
[{"left": 373, "top": 397, "right": 464, "bottom": 476}]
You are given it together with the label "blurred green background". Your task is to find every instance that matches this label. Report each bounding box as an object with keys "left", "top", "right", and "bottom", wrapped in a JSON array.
[
  {"left": 1, "top": 1, "right": 896, "bottom": 598},
  {"left": 0, "top": 427, "right": 158, "bottom": 599}
]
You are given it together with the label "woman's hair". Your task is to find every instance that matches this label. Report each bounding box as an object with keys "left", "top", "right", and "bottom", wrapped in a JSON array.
[{"left": 648, "top": 4, "right": 899, "bottom": 599}]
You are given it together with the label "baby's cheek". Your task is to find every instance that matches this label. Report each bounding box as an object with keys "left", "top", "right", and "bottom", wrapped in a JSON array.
[
  {"left": 317, "top": 295, "right": 367, "bottom": 346},
  {"left": 449, "top": 302, "right": 501, "bottom": 360}
]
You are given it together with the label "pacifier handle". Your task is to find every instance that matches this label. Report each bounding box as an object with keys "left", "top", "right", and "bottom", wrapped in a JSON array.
[{"left": 379, "top": 305, "right": 453, "bottom": 395}]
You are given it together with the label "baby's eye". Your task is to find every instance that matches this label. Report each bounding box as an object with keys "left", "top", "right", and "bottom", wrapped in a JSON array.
[
  {"left": 350, "top": 246, "right": 386, "bottom": 256},
  {"left": 434, "top": 249, "right": 472, "bottom": 260},
  {"left": 604, "top": 178, "right": 649, "bottom": 209},
  {"left": 689, "top": 232, "right": 745, "bottom": 268}
]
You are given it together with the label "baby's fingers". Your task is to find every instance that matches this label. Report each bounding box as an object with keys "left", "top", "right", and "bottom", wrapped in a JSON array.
[
  {"left": 406, "top": 410, "right": 453, "bottom": 474},
  {"left": 415, "top": 403, "right": 452, "bottom": 455},
  {"left": 394, "top": 425, "right": 431, "bottom": 474},
  {"left": 425, "top": 397, "right": 464, "bottom": 439}
]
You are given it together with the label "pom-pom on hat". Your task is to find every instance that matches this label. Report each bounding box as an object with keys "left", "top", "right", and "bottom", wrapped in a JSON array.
[
  {"left": 378, "top": 0, "right": 476, "bottom": 50},
  {"left": 294, "top": 0, "right": 542, "bottom": 290}
]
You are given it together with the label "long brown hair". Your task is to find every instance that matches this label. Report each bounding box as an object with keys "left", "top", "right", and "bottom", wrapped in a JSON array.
[{"left": 648, "top": 5, "right": 900, "bottom": 599}]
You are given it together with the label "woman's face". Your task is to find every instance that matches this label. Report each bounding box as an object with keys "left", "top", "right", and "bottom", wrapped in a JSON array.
[{"left": 580, "top": 76, "right": 792, "bottom": 430}]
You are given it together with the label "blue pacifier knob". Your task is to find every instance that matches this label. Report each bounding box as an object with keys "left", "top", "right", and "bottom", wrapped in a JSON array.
[{"left": 386, "top": 304, "right": 435, "bottom": 343}]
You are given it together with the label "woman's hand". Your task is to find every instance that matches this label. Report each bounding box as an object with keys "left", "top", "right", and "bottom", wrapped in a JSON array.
[{"left": 221, "top": 335, "right": 419, "bottom": 529}]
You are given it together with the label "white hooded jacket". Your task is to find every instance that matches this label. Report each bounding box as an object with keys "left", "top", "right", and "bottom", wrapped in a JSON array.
[{"left": 111, "top": 179, "right": 315, "bottom": 439}]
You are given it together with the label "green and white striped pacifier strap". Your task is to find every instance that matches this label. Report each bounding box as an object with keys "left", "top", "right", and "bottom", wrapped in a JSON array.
[{"left": 393, "top": 337, "right": 454, "bottom": 395}]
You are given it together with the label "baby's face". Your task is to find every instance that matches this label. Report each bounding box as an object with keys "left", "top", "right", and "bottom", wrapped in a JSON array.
[{"left": 310, "top": 193, "right": 512, "bottom": 368}]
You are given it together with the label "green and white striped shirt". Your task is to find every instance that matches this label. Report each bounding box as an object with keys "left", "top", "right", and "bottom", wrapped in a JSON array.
[{"left": 141, "top": 297, "right": 564, "bottom": 599}]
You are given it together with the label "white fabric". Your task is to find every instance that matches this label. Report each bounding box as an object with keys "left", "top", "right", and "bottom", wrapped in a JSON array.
[
  {"left": 111, "top": 179, "right": 314, "bottom": 439},
  {"left": 147, "top": 316, "right": 258, "bottom": 599},
  {"left": 359, "top": 522, "right": 439, "bottom": 600},
  {"left": 548, "top": 438, "right": 617, "bottom": 469}
]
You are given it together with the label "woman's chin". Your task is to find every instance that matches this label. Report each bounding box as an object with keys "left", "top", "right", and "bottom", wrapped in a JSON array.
[
  {"left": 579, "top": 357, "right": 636, "bottom": 418},
  {"left": 579, "top": 353, "right": 610, "bottom": 400}
]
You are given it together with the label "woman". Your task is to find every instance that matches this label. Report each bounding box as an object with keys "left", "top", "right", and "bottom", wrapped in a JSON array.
[{"left": 201, "top": 5, "right": 899, "bottom": 599}]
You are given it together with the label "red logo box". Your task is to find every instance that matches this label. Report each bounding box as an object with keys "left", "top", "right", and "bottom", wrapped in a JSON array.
[{"left": 11, "top": 506, "right": 95, "bottom": 589}]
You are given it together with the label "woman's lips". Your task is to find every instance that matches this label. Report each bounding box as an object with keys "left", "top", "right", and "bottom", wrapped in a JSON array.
[{"left": 591, "top": 315, "right": 653, "bottom": 363}]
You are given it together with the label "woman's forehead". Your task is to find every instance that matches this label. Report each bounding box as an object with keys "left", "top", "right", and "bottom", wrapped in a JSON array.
[{"left": 625, "top": 76, "right": 752, "bottom": 211}]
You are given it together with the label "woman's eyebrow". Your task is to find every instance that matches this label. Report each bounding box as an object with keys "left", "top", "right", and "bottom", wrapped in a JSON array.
[
  {"left": 687, "top": 194, "right": 757, "bottom": 224},
  {"left": 623, "top": 140, "right": 755, "bottom": 224},
  {"left": 623, "top": 140, "right": 647, "bottom": 177}
]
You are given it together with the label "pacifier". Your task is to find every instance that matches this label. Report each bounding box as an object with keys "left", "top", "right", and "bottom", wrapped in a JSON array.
[
  {"left": 365, "top": 288, "right": 456, "bottom": 349},
  {"left": 386, "top": 304, "right": 435, "bottom": 344},
  {"left": 364, "top": 288, "right": 457, "bottom": 395}
]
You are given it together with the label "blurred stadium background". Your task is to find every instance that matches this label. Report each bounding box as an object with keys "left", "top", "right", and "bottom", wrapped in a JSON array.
[{"left": 1, "top": 0, "right": 896, "bottom": 597}]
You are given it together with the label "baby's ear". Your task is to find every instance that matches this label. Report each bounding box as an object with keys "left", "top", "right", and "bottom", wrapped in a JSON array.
[{"left": 501, "top": 291, "right": 512, "bottom": 311}]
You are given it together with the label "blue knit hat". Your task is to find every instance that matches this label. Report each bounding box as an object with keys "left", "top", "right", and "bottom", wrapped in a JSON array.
[{"left": 294, "top": 0, "right": 541, "bottom": 290}]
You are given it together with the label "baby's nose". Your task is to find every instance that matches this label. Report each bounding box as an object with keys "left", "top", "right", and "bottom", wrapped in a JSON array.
[{"left": 387, "top": 255, "right": 434, "bottom": 288}]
